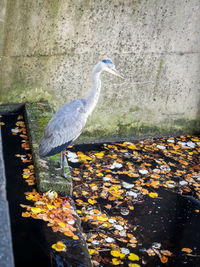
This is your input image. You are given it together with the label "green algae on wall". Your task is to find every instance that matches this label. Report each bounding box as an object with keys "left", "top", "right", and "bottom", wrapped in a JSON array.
[
  {"left": 78, "top": 117, "right": 200, "bottom": 144},
  {"left": 1, "top": 0, "right": 200, "bottom": 142}
]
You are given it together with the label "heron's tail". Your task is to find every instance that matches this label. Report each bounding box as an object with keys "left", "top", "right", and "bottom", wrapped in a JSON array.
[
  {"left": 39, "top": 137, "right": 51, "bottom": 157},
  {"left": 39, "top": 137, "right": 71, "bottom": 157}
]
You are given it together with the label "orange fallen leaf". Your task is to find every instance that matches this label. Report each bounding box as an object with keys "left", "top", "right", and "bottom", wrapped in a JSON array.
[
  {"left": 105, "top": 204, "right": 112, "bottom": 209},
  {"left": 182, "top": 248, "right": 192, "bottom": 253},
  {"left": 52, "top": 241, "right": 66, "bottom": 252},
  {"left": 22, "top": 212, "right": 31, "bottom": 217},
  {"left": 160, "top": 256, "right": 168, "bottom": 263},
  {"left": 63, "top": 230, "right": 74, "bottom": 237}
]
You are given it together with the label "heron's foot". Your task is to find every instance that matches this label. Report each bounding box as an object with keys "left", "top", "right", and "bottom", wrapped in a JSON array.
[
  {"left": 62, "top": 171, "right": 71, "bottom": 179},
  {"left": 68, "top": 165, "right": 73, "bottom": 171}
]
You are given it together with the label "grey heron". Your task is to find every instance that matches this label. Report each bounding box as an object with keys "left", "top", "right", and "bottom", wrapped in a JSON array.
[{"left": 39, "top": 59, "right": 124, "bottom": 176}]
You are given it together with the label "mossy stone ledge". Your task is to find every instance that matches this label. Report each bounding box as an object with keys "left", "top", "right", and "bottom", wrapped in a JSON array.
[{"left": 24, "top": 102, "right": 72, "bottom": 196}]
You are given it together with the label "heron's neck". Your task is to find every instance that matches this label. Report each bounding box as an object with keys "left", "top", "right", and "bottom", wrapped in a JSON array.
[{"left": 85, "top": 70, "right": 101, "bottom": 116}]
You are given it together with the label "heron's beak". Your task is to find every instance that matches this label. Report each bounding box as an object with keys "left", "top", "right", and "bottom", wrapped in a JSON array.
[{"left": 109, "top": 68, "right": 125, "bottom": 79}]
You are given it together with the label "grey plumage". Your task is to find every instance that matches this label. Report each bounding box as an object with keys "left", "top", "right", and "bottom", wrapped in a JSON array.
[
  {"left": 39, "top": 59, "right": 124, "bottom": 160},
  {"left": 39, "top": 99, "right": 87, "bottom": 157}
]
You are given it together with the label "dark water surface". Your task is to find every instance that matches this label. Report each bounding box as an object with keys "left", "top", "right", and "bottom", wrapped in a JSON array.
[
  {"left": 2, "top": 111, "right": 51, "bottom": 267},
  {"left": 2, "top": 111, "right": 200, "bottom": 267},
  {"left": 69, "top": 142, "right": 200, "bottom": 267},
  {"left": 1, "top": 111, "right": 92, "bottom": 267}
]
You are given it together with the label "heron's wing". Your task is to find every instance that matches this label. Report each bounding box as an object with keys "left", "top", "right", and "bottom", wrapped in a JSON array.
[{"left": 39, "top": 99, "right": 87, "bottom": 156}]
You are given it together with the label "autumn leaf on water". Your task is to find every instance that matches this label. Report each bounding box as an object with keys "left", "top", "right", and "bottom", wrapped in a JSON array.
[
  {"left": 105, "top": 204, "right": 112, "bottom": 209},
  {"left": 16, "top": 121, "right": 25, "bottom": 127},
  {"left": 28, "top": 164, "right": 34, "bottom": 169},
  {"left": 182, "top": 248, "right": 192, "bottom": 253},
  {"left": 97, "top": 214, "right": 108, "bottom": 222},
  {"left": 31, "top": 207, "right": 43, "bottom": 214},
  {"left": 22, "top": 212, "right": 31, "bottom": 217},
  {"left": 112, "top": 258, "right": 122, "bottom": 265},
  {"left": 96, "top": 172, "right": 104, "bottom": 177},
  {"left": 73, "top": 235, "right": 79, "bottom": 240},
  {"left": 148, "top": 192, "right": 158, "bottom": 198},
  {"left": 88, "top": 199, "right": 96, "bottom": 205},
  {"left": 88, "top": 249, "right": 98, "bottom": 255},
  {"left": 160, "top": 255, "right": 168, "bottom": 263},
  {"left": 128, "top": 253, "right": 139, "bottom": 261},
  {"left": 77, "top": 152, "right": 92, "bottom": 161},
  {"left": 52, "top": 241, "right": 66, "bottom": 252},
  {"left": 59, "top": 135, "right": 200, "bottom": 265},
  {"left": 94, "top": 151, "right": 105, "bottom": 158},
  {"left": 111, "top": 250, "right": 125, "bottom": 259}
]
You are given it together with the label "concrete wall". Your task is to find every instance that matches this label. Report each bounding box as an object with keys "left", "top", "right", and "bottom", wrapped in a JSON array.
[{"left": 0, "top": 0, "right": 200, "bottom": 142}]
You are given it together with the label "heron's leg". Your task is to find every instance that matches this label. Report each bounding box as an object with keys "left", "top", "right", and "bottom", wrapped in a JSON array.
[
  {"left": 60, "top": 151, "right": 64, "bottom": 169},
  {"left": 61, "top": 150, "right": 70, "bottom": 178}
]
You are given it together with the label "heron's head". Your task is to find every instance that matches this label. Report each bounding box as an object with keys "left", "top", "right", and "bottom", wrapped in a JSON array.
[{"left": 100, "top": 59, "right": 125, "bottom": 79}]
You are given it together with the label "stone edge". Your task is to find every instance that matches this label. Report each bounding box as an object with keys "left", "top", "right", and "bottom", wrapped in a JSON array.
[
  {"left": 24, "top": 102, "right": 72, "bottom": 196},
  {"left": 0, "top": 126, "right": 15, "bottom": 267}
]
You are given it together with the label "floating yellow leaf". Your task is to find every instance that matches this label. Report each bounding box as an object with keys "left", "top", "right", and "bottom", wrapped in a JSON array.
[
  {"left": 127, "top": 144, "right": 137, "bottom": 150},
  {"left": 97, "top": 214, "right": 108, "bottom": 222},
  {"left": 112, "top": 258, "right": 122, "bottom": 265},
  {"left": 88, "top": 199, "right": 96, "bottom": 205},
  {"left": 78, "top": 153, "right": 92, "bottom": 161},
  {"left": 88, "top": 249, "right": 95, "bottom": 255},
  {"left": 28, "top": 165, "right": 34, "bottom": 169},
  {"left": 52, "top": 241, "right": 66, "bottom": 252},
  {"left": 119, "top": 253, "right": 125, "bottom": 259},
  {"left": 58, "top": 222, "right": 66, "bottom": 228},
  {"left": 23, "top": 174, "right": 30, "bottom": 179},
  {"left": 82, "top": 191, "right": 89, "bottom": 196},
  {"left": 31, "top": 207, "right": 42, "bottom": 213},
  {"left": 96, "top": 172, "right": 104, "bottom": 177},
  {"left": 111, "top": 250, "right": 121, "bottom": 257},
  {"left": 128, "top": 253, "right": 139, "bottom": 261},
  {"left": 94, "top": 151, "right": 105, "bottom": 158},
  {"left": 73, "top": 235, "right": 79, "bottom": 240},
  {"left": 47, "top": 204, "right": 56, "bottom": 210},
  {"left": 26, "top": 194, "right": 34, "bottom": 200},
  {"left": 148, "top": 192, "right": 158, "bottom": 198},
  {"left": 128, "top": 264, "right": 140, "bottom": 267}
]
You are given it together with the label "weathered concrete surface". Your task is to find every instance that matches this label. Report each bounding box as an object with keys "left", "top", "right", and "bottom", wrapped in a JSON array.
[
  {"left": 0, "top": 0, "right": 200, "bottom": 142},
  {"left": 0, "top": 127, "right": 14, "bottom": 267},
  {"left": 25, "top": 102, "right": 72, "bottom": 195}
]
